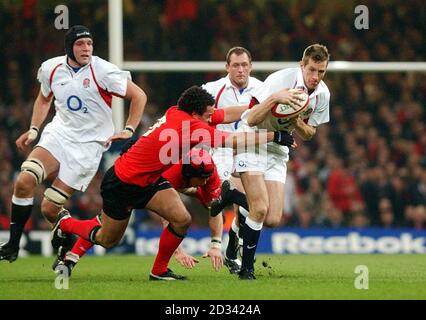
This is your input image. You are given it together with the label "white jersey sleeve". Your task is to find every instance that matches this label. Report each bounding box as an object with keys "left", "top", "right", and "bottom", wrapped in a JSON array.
[
  {"left": 37, "top": 66, "right": 50, "bottom": 98},
  {"left": 307, "top": 88, "right": 330, "bottom": 127},
  {"left": 37, "top": 56, "right": 64, "bottom": 98},
  {"left": 95, "top": 57, "right": 131, "bottom": 97},
  {"left": 201, "top": 78, "right": 226, "bottom": 98}
]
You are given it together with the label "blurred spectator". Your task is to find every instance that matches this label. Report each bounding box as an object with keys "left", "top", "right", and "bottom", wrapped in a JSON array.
[
  {"left": 326, "top": 156, "right": 364, "bottom": 215},
  {"left": 322, "top": 201, "right": 345, "bottom": 228},
  {"left": 378, "top": 198, "right": 396, "bottom": 228},
  {"left": 405, "top": 205, "right": 426, "bottom": 230}
]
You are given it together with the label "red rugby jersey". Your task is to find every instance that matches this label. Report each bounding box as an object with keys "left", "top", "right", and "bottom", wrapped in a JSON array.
[{"left": 114, "top": 106, "right": 229, "bottom": 187}]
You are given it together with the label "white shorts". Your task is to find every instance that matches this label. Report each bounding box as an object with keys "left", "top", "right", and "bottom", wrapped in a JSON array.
[
  {"left": 234, "top": 149, "right": 288, "bottom": 184},
  {"left": 234, "top": 121, "right": 288, "bottom": 184},
  {"left": 36, "top": 126, "right": 105, "bottom": 191},
  {"left": 211, "top": 147, "right": 234, "bottom": 182}
]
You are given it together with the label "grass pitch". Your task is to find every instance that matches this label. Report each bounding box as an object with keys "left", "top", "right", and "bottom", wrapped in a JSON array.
[{"left": 0, "top": 254, "right": 425, "bottom": 300}]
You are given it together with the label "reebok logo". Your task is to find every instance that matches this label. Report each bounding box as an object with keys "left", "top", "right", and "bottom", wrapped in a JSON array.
[
  {"left": 76, "top": 31, "right": 90, "bottom": 37},
  {"left": 272, "top": 232, "right": 426, "bottom": 254}
]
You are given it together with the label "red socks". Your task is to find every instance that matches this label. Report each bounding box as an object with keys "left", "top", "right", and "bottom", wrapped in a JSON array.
[
  {"left": 70, "top": 237, "right": 94, "bottom": 257},
  {"left": 151, "top": 225, "right": 184, "bottom": 275},
  {"left": 60, "top": 216, "right": 100, "bottom": 241}
]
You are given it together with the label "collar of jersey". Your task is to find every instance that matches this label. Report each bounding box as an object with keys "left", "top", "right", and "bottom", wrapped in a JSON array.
[
  {"left": 224, "top": 74, "right": 256, "bottom": 92},
  {"left": 63, "top": 55, "right": 92, "bottom": 72}
]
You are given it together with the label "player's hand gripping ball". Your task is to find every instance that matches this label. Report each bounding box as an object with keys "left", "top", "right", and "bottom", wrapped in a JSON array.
[{"left": 271, "top": 89, "right": 309, "bottom": 119}]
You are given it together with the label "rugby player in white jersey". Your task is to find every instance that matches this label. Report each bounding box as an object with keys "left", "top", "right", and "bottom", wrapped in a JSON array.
[
  {"left": 0, "top": 25, "right": 147, "bottom": 264},
  {"left": 202, "top": 47, "right": 263, "bottom": 274},
  {"left": 234, "top": 44, "right": 331, "bottom": 279}
]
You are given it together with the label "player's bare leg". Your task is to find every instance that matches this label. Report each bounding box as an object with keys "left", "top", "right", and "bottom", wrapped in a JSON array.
[
  {"left": 1, "top": 147, "right": 59, "bottom": 262},
  {"left": 264, "top": 181, "right": 285, "bottom": 228},
  {"left": 93, "top": 212, "right": 130, "bottom": 248},
  {"left": 42, "top": 178, "right": 78, "bottom": 271},
  {"left": 52, "top": 209, "right": 128, "bottom": 249},
  {"left": 41, "top": 178, "right": 76, "bottom": 223}
]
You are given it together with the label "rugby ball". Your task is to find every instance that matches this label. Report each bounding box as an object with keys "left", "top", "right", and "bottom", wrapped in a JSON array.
[{"left": 271, "top": 89, "right": 309, "bottom": 118}]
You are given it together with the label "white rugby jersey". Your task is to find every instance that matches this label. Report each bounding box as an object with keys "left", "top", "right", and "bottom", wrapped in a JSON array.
[
  {"left": 37, "top": 55, "right": 131, "bottom": 143},
  {"left": 202, "top": 74, "right": 263, "bottom": 132},
  {"left": 246, "top": 67, "right": 330, "bottom": 132}
]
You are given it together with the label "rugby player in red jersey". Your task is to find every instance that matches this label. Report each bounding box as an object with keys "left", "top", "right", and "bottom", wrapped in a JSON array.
[{"left": 51, "top": 86, "right": 298, "bottom": 280}]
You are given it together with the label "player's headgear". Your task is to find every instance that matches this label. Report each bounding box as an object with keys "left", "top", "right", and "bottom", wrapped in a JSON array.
[
  {"left": 65, "top": 25, "right": 92, "bottom": 63},
  {"left": 182, "top": 148, "right": 214, "bottom": 181}
]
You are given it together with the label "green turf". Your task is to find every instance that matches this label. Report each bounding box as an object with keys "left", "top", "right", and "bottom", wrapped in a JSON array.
[{"left": 0, "top": 254, "right": 425, "bottom": 300}]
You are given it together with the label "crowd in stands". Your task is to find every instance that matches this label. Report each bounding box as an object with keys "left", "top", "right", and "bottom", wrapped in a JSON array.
[{"left": 0, "top": 0, "right": 424, "bottom": 232}]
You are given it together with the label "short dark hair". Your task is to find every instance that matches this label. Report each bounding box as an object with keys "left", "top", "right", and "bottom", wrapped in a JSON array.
[
  {"left": 177, "top": 86, "right": 215, "bottom": 116},
  {"left": 301, "top": 44, "right": 330, "bottom": 65},
  {"left": 226, "top": 46, "right": 252, "bottom": 64}
]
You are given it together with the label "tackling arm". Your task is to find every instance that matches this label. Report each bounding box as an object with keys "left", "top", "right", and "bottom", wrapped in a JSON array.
[
  {"left": 223, "top": 131, "right": 297, "bottom": 149},
  {"left": 221, "top": 105, "right": 248, "bottom": 124}
]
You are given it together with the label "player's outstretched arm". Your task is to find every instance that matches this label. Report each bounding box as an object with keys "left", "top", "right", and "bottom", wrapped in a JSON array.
[
  {"left": 173, "top": 245, "right": 200, "bottom": 269},
  {"left": 202, "top": 214, "right": 223, "bottom": 272},
  {"left": 222, "top": 131, "right": 296, "bottom": 149},
  {"left": 16, "top": 89, "right": 53, "bottom": 151},
  {"left": 221, "top": 105, "right": 248, "bottom": 124}
]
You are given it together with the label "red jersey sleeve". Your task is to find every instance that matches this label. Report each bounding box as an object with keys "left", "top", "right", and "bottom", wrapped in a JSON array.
[{"left": 209, "top": 108, "right": 225, "bottom": 126}]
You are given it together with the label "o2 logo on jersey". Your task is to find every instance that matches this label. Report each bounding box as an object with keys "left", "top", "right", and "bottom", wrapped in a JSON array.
[{"left": 67, "top": 95, "right": 88, "bottom": 113}]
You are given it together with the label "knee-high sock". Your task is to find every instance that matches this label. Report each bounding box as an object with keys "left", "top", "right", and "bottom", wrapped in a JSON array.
[
  {"left": 60, "top": 216, "right": 100, "bottom": 241},
  {"left": 70, "top": 237, "right": 94, "bottom": 258},
  {"left": 151, "top": 225, "right": 185, "bottom": 275},
  {"left": 240, "top": 217, "right": 262, "bottom": 271},
  {"left": 226, "top": 218, "right": 240, "bottom": 259},
  {"left": 8, "top": 196, "right": 34, "bottom": 248},
  {"left": 237, "top": 207, "right": 248, "bottom": 238}
]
